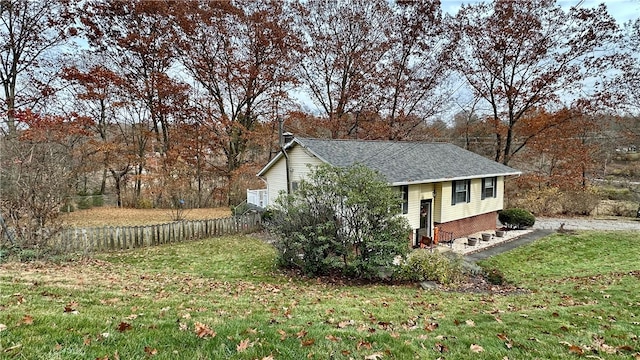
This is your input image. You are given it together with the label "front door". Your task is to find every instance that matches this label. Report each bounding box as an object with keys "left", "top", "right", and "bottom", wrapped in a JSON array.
[{"left": 417, "top": 199, "right": 432, "bottom": 247}]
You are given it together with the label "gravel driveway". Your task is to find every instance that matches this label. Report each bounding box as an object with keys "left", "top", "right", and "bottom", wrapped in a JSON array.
[{"left": 533, "top": 217, "right": 640, "bottom": 231}]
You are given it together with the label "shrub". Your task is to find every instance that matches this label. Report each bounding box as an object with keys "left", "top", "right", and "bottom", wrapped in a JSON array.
[
  {"left": 91, "top": 195, "right": 104, "bottom": 207},
  {"left": 498, "top": 208, "right": 535, "bottom": 229},
  {"left": 515, "top": 187, "right": 563, "bottom": 215},
  {"left": 76, "top": 196, "right": 92, "bottom": 210},
  {"left": 397, "top": 250, "right": 464, "bottom": 284},
  {"left": 136, "top": 197, "right": 153, "bottom": 209},
  {"left": 559, "top": 190, "right": 600, "bottom": 216},
  {"left": 599, "top": 187, "right": 633, "bottom": 201},
  {"left": 60, "top": 199, "right": 75, "bottom": 213},
  {"left": 268, "top": 164, "right": 411, "bottom": 281}
]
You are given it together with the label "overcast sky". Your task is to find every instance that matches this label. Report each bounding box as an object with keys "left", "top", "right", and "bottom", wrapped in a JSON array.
[{"left": 440, "top": 0, "right": 640, "bottom": 24}]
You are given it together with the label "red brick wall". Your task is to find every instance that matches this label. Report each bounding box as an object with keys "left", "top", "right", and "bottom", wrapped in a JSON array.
[{"left": 435, "top": 212, "right": 497, "bottom": 239}]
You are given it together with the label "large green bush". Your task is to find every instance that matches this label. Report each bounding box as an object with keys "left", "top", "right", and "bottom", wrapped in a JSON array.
[
  {"left": 267, "top": 164, "right": 411, "bottom": 281},
  {"left": 396, "top": 250, "right": 463, "bottom": 284},
  {"left": 498, "top": 208, "right": 535, "bottom": 229}
]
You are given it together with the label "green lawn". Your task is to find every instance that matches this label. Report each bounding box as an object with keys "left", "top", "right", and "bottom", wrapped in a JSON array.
[{"left": 1, "top": 232, "right": 639, "bottom": 359}]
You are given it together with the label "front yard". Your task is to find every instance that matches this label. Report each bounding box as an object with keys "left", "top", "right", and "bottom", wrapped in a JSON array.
[{"left": 1, "top": 231, "right": 639, "bottom": 359}]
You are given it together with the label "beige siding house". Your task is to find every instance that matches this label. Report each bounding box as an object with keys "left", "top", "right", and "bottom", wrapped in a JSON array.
[{"left": 256, "top": 138, "right": 520, "bottom": 246}]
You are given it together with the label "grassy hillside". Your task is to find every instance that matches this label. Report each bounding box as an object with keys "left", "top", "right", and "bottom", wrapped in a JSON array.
[{"left": 1, "top": 232, "right": 639, "bottom": 359}]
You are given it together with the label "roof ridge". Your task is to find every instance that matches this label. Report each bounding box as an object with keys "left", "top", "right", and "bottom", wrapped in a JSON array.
[{"left": 297, "top": 137, "right": 449, "bottom": 145}]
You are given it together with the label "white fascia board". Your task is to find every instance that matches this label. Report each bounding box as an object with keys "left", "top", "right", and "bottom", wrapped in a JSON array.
[{"left": 389, "top": 171, "right": 522, "bottom": 186}]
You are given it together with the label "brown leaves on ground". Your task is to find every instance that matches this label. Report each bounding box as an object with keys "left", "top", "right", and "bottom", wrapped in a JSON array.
[
  {"left": 236, "top": 338, "right": 254, "bottom": 353},
  {"left": 301, "top": 338, "right": 315, "bottom": 346},
  {"left": 433, "top": 342, "right": 449, "bottom": 353},
  {"left": 60, "top": 207, "right": 231, "bottom": 227},
  {"left": 470, "top": 344, "right": 484, "bottom": 353},
  {"left": 194, "top": 322, "right": 216, "bottom": 338},
  {"left": 64, "top": 301, "right": 78, "bottom": 313},
  {"left": 117, "top": 322, "right": 132, "bottom": 332},
  {"left": 18, "top": 315, "right": 33, "bottom": 326},
  {"left": 424, "top": 322, "right": 438, "bottom": 332}
]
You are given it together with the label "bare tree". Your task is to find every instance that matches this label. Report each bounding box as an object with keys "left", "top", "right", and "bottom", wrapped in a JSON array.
[
  {"left": 451, "top": 0, "right": 621, "bottom": 165},
  {"left": 0, "top": 0, "right": 77, "bottom": 135},
  {"left": 292, "top": 0, "right": 393, "bottom": 138}
]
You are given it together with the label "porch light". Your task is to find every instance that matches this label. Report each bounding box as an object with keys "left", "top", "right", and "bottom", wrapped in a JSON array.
[{"left": 432, "top": 190, "right": 437, "bottom": 198}]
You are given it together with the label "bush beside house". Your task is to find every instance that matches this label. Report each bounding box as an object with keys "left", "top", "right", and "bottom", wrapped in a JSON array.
[{"left": 266, "top": 164, "right": 411, "bottom": 281}]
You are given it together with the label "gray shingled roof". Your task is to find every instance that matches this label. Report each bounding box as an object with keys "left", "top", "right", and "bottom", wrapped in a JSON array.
[{"left": 288, "top": 138, "right": 521, "bottom": 185}]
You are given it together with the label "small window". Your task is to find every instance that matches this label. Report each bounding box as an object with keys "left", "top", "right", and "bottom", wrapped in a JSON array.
[
  {"left": 482, "top": 177, "right": 497, "bottom": 199},
  {"left": 400, "top": 185, "right": 408, "bottom": 214},
  {"left": 451, "top": 180, "right": 471, "bottom": 205}
]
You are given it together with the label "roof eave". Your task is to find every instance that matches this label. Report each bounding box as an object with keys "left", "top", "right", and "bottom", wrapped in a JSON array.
[{"left": 389, "top": 171, "right": 522, "bottom": 186}]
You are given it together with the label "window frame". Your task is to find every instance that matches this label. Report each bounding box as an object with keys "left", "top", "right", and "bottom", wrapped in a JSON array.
[
  {"left": 481, "top": 177, "right": 497, "bottom": 200},
  {"left": 451, "top": 179, "right": 471, "bottom": 205},
  {"left": 400, "top": 185, "right": 409, "bottom": 214}
]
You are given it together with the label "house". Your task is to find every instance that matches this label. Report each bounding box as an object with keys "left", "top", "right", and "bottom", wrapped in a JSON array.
[{"left": 254, "top": 137, "right": 521, "bottom": 247}]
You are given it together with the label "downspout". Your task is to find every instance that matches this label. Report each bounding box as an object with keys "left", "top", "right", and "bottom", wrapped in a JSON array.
[
  {"left": 278, "top": 117, "right": 291, "bottom": 194},
  {"left": 283, "top": 147, "right": 291, "bottom": 194}
]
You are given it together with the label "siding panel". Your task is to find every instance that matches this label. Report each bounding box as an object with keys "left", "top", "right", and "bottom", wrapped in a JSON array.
[{"left": 438, "top": 176, "right": 505, "bottom": 223}]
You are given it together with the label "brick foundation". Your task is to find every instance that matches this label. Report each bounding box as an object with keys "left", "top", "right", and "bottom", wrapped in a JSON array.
[{"left": 435, "top": 212, "right": 497, "bottom": 239}]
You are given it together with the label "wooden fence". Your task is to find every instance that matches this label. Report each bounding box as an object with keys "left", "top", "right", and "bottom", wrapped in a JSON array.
[{"left": 50, "top": 213, "right": 262, "bottom": 252}]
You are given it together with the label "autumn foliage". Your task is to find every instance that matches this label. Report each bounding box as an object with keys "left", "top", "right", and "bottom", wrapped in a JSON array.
[{"left": 1, "top": 0, "right": 639, "bottom": 245}]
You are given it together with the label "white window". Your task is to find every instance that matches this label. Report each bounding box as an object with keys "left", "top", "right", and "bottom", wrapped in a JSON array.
[
  {"left": 451, "top": 180, "right": 471, "bottom": 205},
  {"left": 482, "top": 177, "right": 497, "bottom": 199},
  {"left": 400, "top": 185, "right": 408, "bottom": 214}
]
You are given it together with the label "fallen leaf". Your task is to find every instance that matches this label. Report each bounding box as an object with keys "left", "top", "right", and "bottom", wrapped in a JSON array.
[
  {"left": 0, "top": 324, "right": 6, "bottom": 332},
  {"left": 568, "top": 345, "right": 584, "bottom": 355},
  {"left": 337, "top": 320, "right": 353, "bottom": 328},
  {"left": 117, "top": 322, "right": 132, "bottom": 332},
  {"left": 144, "top": 346, "right": 158, "bottom": 356},
  {"left": 341, "top": 350, "right": 351, "bottom": 356},
  {"left": 358, "top": 341, "right": 372, "bottom": 350},
  {"left": 597, "top": 343, "right": 617, "bottom": 354},
  {"left": 433, "top": 342, "right": 449, "bottom": 353},
  {"left": 236, "top": 338, "right": 251, "bottom": 352},
  {"left": 178, "top": 323, "right": 188, "bottom": 331},
  {"left": 470, "top": 344, "right": 484, "bottom": 353},
  {"left": 21, "top": 315, "right": 34, "bottom": 325},
  {"left": 54, "top": 343, "right": 62, "bottom": 351},
  {"left": 424, "top": 322, "right": 439, "bottom": 332},
  {"left": 296, "top": 329, "right": 308, "bottom": 338},
  {"left": 278, "top": 329, "right": 287, "bottom": 340},
  {"left": 497, "top": 333, "right": 508, "bottom": 341},
  {"left": 326, "top": 334, "right": 341, "bottom": 342},
  {"left": 83, "top": 337, "right": 91, "bottom": 346},
  {"left": 261, "top": 356, "right": 274, "bottom": 360},
  {"left": 194, "top": 322, "right": 216, "bottom": 338},
  {"left": 301, "top": 338, "right": 315, "bottom": 346},
  {"left": 466, "top": 319, "right": 475, "bottom": 327}
]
